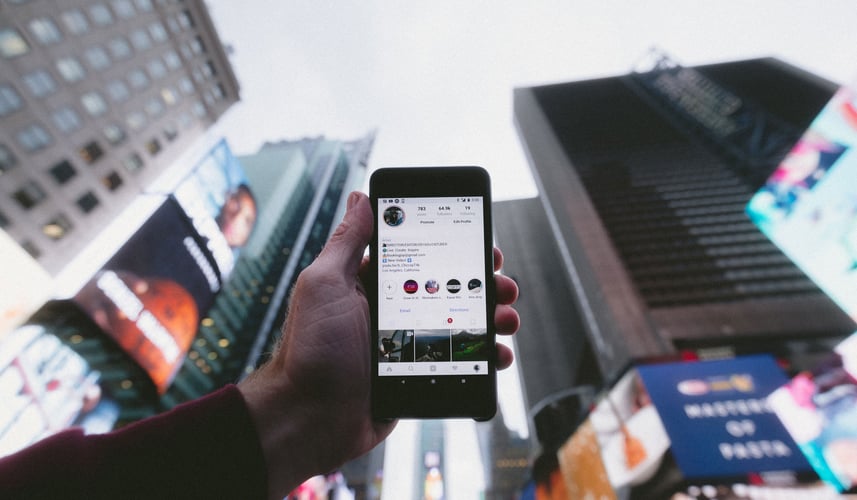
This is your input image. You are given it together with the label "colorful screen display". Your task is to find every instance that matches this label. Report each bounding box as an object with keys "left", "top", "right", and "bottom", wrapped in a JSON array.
[
  {"left": 376, "top": 196, "right": 489, "bottom": 377},
  {"left": 74, "top": 199, "right": 217, "bottom": 393},
  {"left": 747, "top": 85, "right": 857, "bottom": 320}
]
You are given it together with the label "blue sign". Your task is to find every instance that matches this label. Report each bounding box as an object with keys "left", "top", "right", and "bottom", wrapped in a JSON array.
[{"left": 636, "top": 355, "right": 811, "bottom": 479}]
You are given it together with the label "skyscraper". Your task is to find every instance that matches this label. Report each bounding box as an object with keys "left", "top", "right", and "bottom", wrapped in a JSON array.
[
  {"left": 0, "top": 0, "right": 239, "bottom": 275},
  {"left": 162, "top": 132, "right": 374, "bottom": 406},
  {"left": 510, "top": 56, "right": 857, "bottom": 384}
]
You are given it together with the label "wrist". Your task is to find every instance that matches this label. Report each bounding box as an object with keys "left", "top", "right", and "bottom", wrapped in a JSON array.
[{"left": 238, "top": 367, "right": 321, "bottom": 499}]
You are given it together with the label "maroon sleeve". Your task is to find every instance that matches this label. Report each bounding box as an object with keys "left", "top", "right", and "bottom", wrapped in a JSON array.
[{"left": 0, "top": 384, "right": 267, "bottom": 499}]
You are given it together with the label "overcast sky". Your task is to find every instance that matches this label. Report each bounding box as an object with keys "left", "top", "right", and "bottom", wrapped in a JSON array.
[{"left": 206, "top": 0, "right": 857, "bottom": 202}]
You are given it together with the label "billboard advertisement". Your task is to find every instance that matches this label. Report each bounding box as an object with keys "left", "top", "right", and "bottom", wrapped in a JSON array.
[
  {"left": 173, "top": 139, "right": 256, "bottom": 281},
  {"left": 558, "top": 357, "right": 827, "bottom": 499},
  {"left": 746, "top": 84, "right": 857, "bottom": 320},
  {"left": 74, "top": 198, "right": 218, "bottom": 393},
  {"left": 0, "top": 324, "right": 117, "bottom": 458}
]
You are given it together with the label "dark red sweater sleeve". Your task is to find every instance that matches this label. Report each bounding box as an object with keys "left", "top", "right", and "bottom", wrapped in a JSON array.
[{"left": 0, "top": 384, "right": 267, "bottom": 499}]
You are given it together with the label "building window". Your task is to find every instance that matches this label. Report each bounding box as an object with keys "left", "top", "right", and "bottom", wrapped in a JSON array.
[
  {"left": 13, "top": 180, "right": 47, "bottom": 209},
  {"left": 42, "top": 214, "right": 73, "bottom": 240},
  {"left": 146, "top": 138, "right": 161, "bottom": 156},
  {"left": 17, "top": 124, "right": 52, "bottom": 152},
  {"left": 22, "top": 69, "right": 57, "bottom": 97},
  {"left": 189, "top": 37, "right": 204, "bottom": 55},
  {"left": 163, "top": 50, "right": 181, "bottom": 70},
  {"left": 0, "top": 85, "right": 23, "bottom": 116},
  {"left": 108, "top": 37, "right": 132, "bottom": 60},
  {"left": 178, "top": 11, "right": 194, "bottom": 30},
  {"left": 111, "top": 0, "right": 136, "bottom": 19},
  {"left": 177, "top": 112, "right": 192, "bottom": 129},
  {"left": 0, "top": 28, "right": 29, "bottom": 58},
  {"left": 61, "top": 10, "right": 90, "bottom": 35},
  {"left": 148, "top": 22, "right": 167, "bottom": 42},
  {"left": 161, "top": 87, "right": 178, "bottom": 106},
  {"left": 79, "top": 141, "right": 104, "bottom": 164},
  {"left": 178, "top": 77, "right": 194, "bottom": 95},
  {"left": 106, "top": 79, "right": 130, "bottom": 102},
  {"left": 28, "top": 17, "right": 63, "bottom": 45},
  {"left": 144, "top": 96, "right": 164, "bottom": 117},
  {"left": 163, "top": 122, "right": 178, "bottom": 142},
  {"left": 103, "top": 124, "right": 126, "bottom": 145},
  {"left": 76, "top": 191, "right": 100, "bottom": 213},
  {"left": 84, "top": 46, "right": 111, "bottom": 71},
  {"left": 102, "top": 171, "right": 123, "bottom": 191},
  {"left": 88, "top": 4, "right": 114, "bottom": 26},
  {"left": 0, "top": 210, "right": 9, "bottom": 229},
  {"left": 81, "top": 91, "right": 108, "bottom": 116},
  {"left": 128, "top": 68, "right": 149, "bottom": 89},
  {"left": 191, "top": 101, "right": 206, "bottom": 118},
  {"left": 134, "top": 0, "right": 153, "bottom": 12},
  {"left": 49, "top": 159, "right": 77, "bottom": 184},
  {"left": 21, "top": 240, "right": 40, "bottom": 259},
  {"left": 0, "top": 144, "right": 18, "bottom": 173},
  {"left": 130, "top": 29, "right": 151, "bottom": 51},
  {"left": 126, "top": 110, "right": 146, "bottom": 131},
  {"left": 55, "top": 57, "right": 86, "bottom": 83},
  {"left": 147, "top": 59, "right": 166, "bottom": 79},
  {"left": 51, "top": 106, "right": 82, "bottom": 134},
  {"left": 122, "top": 152, "right": 144, "bottom": 173}
]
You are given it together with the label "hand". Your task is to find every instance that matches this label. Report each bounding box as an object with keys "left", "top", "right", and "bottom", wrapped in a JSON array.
[{"left": 239, "top": 191, "right": 520, "bottom": 498}]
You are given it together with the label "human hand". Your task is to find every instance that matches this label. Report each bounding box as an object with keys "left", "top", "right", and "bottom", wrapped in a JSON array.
[{"left": 239, "top": 191, "right": 519, "bottom": 498}]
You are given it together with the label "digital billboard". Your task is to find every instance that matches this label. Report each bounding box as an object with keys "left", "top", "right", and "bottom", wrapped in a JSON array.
[
  {"left": 74, "top": 199, "right": 218, "bottom": 393},
  {"left": 559, "top": 357, "right": 822, "bottom": 498},
  {"left": 173, "top": 139, "right": 256, "bottom": 281},
  {"left": 747, "top": 81, "right": 857, "bottom": 493},
  {"left": 747, "top": 84, "right": 857, "bottom": 320},
  {"left": 0, "top": 325, "right": 117, "bottom": 458}
]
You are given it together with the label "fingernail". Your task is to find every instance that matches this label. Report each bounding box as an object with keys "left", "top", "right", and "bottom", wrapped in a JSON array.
[{"left": 347, "top": 191, "right": 358, "bottom": 210}]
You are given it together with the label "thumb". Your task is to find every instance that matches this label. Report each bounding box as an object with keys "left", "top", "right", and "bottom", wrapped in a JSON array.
[{"left": 314, "top": 191, "right": 373, "bottom": 276}]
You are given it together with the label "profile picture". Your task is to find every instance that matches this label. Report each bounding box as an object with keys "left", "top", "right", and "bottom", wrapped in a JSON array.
[
  {"left": 383, "top": 206, "right": 405, "bottom": 227},
  {"left": 403, "top": 279, "right": 419, "bottom": 294},
  {"left": 446, "top": 279, "right": 461, "bottom": 294},
  {"left": 425, "top": 279, "right": 439, "bottom": 294},
  {"left": 468, "top": 279, "right": 482, "bottom": 293}
]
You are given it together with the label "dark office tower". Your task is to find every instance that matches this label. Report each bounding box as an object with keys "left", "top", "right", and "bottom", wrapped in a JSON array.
[
  {"left": 512, "top": 57, "right": 857, "bottom": 382},
  {"left": 0, "top": 0, "right": 239, "bottom": 274}
]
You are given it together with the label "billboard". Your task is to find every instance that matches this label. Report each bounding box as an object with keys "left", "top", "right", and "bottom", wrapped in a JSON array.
[
  {"left": 74, "top": 199, "right": 218, "bottom": 393},
  {"left": 558, "top": 357, "right": 825, "bottom": 499},
  {"left": 173, "top": 139, "right": 256, "bottom": 281},
  {"left": 0, "top": 324, "right": 117, "bottom": 458},
  {"left": 747, "top": 84, "right": 857, "bottom": 320}
]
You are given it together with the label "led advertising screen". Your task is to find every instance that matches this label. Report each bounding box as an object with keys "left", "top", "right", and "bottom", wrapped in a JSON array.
[
  {"left": 173, "top": 139, "right": 256, "bottom": 282},
  {"left": 558, "top": 357, "right": 823, "bottom": 499},
  {"left": 74, "top": 199, "right": 218, "bottom": 394},
  {"left": 0, "top": 325, "right": 117, "bottom": 458},
  {"left": 746, "top": 84, "right": 857, "bottom": 320}
]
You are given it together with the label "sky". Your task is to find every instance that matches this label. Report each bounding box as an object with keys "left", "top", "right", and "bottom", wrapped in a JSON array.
[
  {"left": 202, "top": 2, "right": 857, "bottom": 497},
  {"left": 206, "top": 0, "right": 857, "bottom": 202}
]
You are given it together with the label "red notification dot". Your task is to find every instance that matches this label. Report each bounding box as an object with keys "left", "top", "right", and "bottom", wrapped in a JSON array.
[{"left": 447, "top": 317, "right": 453, "bottom": 324}]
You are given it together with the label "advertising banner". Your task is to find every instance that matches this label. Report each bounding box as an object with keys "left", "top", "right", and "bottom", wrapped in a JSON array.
[
  {"left": 558, "top": 356, "right": 832, "bottom": 499},
  {"left": 173, "top": 139, "right": 256, "bottom": 282},
  {"left": 746, "top": 83, "right": 857, "bottom": 320},
  {"left": 0, "top": 325, "right": 116, "bottom": 458},
  {"left": 74, "top": 198, "right": 218, "bottom": 393}
]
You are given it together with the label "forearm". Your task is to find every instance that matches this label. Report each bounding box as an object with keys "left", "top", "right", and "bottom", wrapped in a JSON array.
[{"left": 0, "top": 385, "right": 267, "bottom": 499}]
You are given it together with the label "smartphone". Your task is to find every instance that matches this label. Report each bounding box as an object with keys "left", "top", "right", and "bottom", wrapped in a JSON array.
[{"left": 369, "top": 166, "right": 497, "bottom": 419}]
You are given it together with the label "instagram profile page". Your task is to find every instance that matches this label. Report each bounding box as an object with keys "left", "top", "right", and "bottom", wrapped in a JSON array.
[{"left": 377, "top": 196, "right": 489, "bottom": 377}]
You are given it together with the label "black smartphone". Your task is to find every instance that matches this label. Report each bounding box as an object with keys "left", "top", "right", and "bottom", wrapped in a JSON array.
[{"left": 369, "top": 166, "right": 497, "bottom": 419}]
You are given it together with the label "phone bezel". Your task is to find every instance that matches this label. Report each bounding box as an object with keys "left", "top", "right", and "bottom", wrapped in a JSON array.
[{"left": 369, "top": 166, "right": 497, "bottom": 420}]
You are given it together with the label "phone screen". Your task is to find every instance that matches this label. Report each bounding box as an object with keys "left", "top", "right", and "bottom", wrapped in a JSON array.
[
  {"left": 370, "top": 166, "right": 496, "bottom": 419},
  {"left": 376, "top": 195, "right": 490, "bottom": 377}
]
